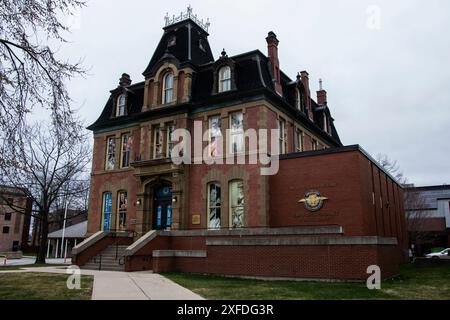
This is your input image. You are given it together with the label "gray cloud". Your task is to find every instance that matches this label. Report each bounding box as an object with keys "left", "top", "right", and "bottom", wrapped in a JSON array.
[{"left": 58, "top": 0, "right": 450, "bottom": 186}]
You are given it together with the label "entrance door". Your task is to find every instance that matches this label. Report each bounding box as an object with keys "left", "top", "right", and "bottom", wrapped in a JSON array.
[{"left": 153, "top": 186, "right": 172, "bottom": 230}]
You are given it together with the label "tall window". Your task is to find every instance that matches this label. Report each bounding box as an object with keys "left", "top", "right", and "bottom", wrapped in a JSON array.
[
  {"left": 229, "top": 180, "right": 244, "bottom": 228},
  {"left": 208, "top": 183, "right": 221, "bottom": 229},
  {"left": 218, "top": 66, "right": 231, "bottom": 93},
  {"left": 120, "top": 133, "right": 132, "bottom": 168},
  {"left": 166, "top": 124, "right": 175, "bottom": 158},
  {"left": 116, "top": 94, "right": 126, "bottom": 116},
  {"left": 2, "top": 226, "right": 9, "bottom": 234},
  {"left": 230, "top": 112, "right": 244, "bottom": 154},
  {"left": 209, "top": 116, "right": 222, "bottom": 157},
  {"left": 117, "top": 191, "right": 128, "bottom": 230},
  {"left": 105, "top": 136, "right": 116, "bottom": 170},
  {"left": 4, "top": 212, "right": 12, "bottom": 221},
  {"left": 162, "top": 72, "right": 174, "bottom": 104},
  {"left": 312, "top": 138, "right": 318, "bottom": 151},
  {"left": 296, "top": 129, "right": 304, "bottom": 152},
  {"left": 102, "top": 192, "right": 112, "bottom": 231},
  {"left": 153, "top": 126, "right": 164, "bottom": 159},
  {"left": 278, "top": 118, "right": 286, "bottom": 154},
  {"left": 323, "top": 113, "right": 330, "bottom": 134},
  {"left": 295, "top": 89, "right": 302, "bottom": 111}
]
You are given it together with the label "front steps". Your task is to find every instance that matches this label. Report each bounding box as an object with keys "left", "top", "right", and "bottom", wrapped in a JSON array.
[{"left": 82, "top": 245, "right": 128, "bottom": 271}]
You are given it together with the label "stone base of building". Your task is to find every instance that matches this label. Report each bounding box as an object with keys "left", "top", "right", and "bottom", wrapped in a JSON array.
[{"left": 73, "top": 228, "right": 407, "bottom": 280}]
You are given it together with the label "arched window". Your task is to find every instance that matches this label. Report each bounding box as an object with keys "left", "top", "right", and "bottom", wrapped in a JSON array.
[
  {"left": 116, "top": 191, "right": 128, "bottom": 231},
  {"left": 101, "top": 192, "right": 112, "bottom": 231},
  {"left": 295, "top": 88, "right": 302, "bottom": 111},
  {"left": 229, "top": 180, "right": 244, "bottom": 228},
  {"left": 116, "top": 94, "right": 126, "bottom": 116},
  {"left": 162, "top": 72, "right": 174, "bottom": 104},
  {"left": 207, "top": 182, "right": 221, "bottom": 229},
  {"left": 218, "top": 66, "right": 231, "bottom": 93}
]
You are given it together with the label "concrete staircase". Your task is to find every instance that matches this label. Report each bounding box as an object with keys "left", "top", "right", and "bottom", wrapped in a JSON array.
[{"left": 82, "top": 245, "right": 128, "bottom": 271}]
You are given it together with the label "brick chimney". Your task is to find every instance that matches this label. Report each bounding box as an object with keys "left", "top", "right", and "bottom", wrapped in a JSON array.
[
  {"left": 119, "top": 73, "right": 132, "bottom": 87},
  {"left": 300, "top": 71, "right": 313, "bottom": 120},
  {"left": 316, "top": 78, "right": 327, "bottom": 106},
  {"left": 266, "top": 31, "right": 283, "bottom": 96}
]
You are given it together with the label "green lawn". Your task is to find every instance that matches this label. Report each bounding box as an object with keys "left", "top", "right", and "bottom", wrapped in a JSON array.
[
  {"left": 0, "top": 272, "right": 93, "bottom": 300},
  {"left": 162, "top": 264, "right": 450, "bottom": 300}
]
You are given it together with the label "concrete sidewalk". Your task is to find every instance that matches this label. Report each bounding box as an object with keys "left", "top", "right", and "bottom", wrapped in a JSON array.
[{"left": 17, "top": 266, "right": 204, "bottom": 300}]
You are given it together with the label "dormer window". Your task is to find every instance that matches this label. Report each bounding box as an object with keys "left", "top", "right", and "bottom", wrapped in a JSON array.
[
  {"left": 168, "top": 36, "right": 176, "bottom": 47},
  {"left": 199, "top": 39, "right": 206, "bottom": 52},
  {"left": 295, "top": 88, "right": 302, "bottom": 111},
  {"left": 218, "top": 66, "right": 231, "bottom": 93},
  {"left": 162, "top": 72, "right": 174, "bottom": 104},
  {"left": 116, "top": 94, "right": 126, "bottom": 117}
]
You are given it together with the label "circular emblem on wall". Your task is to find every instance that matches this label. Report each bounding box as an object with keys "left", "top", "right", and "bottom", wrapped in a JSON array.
[{"left": 298, "top": 191, "right": 328, "bottom": 212}]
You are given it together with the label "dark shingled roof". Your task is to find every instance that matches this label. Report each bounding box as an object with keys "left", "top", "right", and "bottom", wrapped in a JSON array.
[
  {"left": 143, "top": 20, "right": 214, "bottom": 76},
  {"left": 88, "top": 18, "right": 342, "bottom": 146}
]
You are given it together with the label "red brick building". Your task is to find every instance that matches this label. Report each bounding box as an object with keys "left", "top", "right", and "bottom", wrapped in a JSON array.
[
  {"left": 0, "top": 186, "right": 32, "bottom": 254},
  {"left": 73, "top": 8, "right": 408, "bottom": 279}
]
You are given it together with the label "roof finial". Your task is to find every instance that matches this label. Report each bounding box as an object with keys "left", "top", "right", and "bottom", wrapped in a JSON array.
[
  {"left": 164, "top": 12, "right": 169, "bottom": 26},
  {"left": 319, "top": 78, "right": 323, "bottom": 91},
  {"left": 164, "top": 6, "right": 210, "bottom": 32},
  {"left": 221, "top": 48, "right": 227, "bottom": 58}
]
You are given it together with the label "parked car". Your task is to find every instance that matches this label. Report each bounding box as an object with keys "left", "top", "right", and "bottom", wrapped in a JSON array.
[{"left": 425, "top": 248, "right": 450, "bottom": 259}]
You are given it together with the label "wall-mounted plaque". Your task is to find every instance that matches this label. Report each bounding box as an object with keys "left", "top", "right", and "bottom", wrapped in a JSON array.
[
  {"left": 192, "top": 214, "right": 201, "bottom": 225},
  {"left": 298, "top": 191, "right": 328, "bottom": 212}
]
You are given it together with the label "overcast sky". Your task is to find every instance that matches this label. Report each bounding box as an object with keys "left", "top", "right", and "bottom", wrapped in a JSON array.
[{"left": 58, "top": 0, "right": 450, "bottom": 186}]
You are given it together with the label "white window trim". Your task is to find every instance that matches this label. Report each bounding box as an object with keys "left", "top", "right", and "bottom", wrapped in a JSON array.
[
  {"left": 229, "top": 111, "right": 244, "bottom": 155},
  {"left": 296, "top": 129, "right": 304, "bottom": 152},
  {"left": 116, "top": 94, "right": 126, "bottom": 117},
  {"left": 162, "top": 72, "right": 174, "bottom": 104},
  {"left": 120, "top": 133, "right": 130, "bottom": 168},
  {"left": 218, "top": 66, "right": 231, "bottom": 93},
  {"left": 105, "top": 136, "right": 116, "bottom": 170},
  {"left": 207, "top": 182, "right": 222, "bottom": 230},
  {"left": 295, "top": 89, "right": 302, "bottom": 111},
  {"left": 153, "top": 126, "right": 163, "bottom": 159},
  {"left": 229, "top": 180, "right": 245, "bottom": 229},
  {"left": 278, "top": 118, "right": 286, "bottom": 154},
  {"left": 166, "top": 124, "right": 175, "bottom": 158}
]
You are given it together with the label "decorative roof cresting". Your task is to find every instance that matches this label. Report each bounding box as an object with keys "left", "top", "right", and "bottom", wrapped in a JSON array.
[{"left": 164, "top": 5, "right": 211, "bottom": 32}]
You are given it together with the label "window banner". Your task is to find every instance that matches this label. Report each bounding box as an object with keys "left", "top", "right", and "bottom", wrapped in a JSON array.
[{"left": 103, "top": 192, "right": 112, "bottom": 231}]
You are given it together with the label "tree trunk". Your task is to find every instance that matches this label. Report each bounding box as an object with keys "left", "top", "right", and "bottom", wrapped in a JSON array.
[{"left": 35, "top": 212, "right": 48, "bottom": 264}]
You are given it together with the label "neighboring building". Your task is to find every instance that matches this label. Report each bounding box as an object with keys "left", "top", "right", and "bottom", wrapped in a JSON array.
[
  {"left": 73, "top": 7, "right": 408, "bottom": 279},
  {"left": 404, "top": 185, "right": 450, "bottom": 255},
  {"left": 47, "top": 221, "right": 87, "bottom": 258},
  {"left": 0, "top": 186, "right": 32, "bottom": 253},
  {"left": 30, "top": 209, "right": 88, "bottom": 249}
]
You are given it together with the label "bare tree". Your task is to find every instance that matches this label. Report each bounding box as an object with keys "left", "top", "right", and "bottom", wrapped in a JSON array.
[
  {"left": 0, "top": 0, "right": 86, "bottom": 146},
  {"left": 0, "top": 122, "right": 90, "bottom": 263},
  {"left": 375, "top": 153, "right": 406, "bottom": 184},
  {"left": 404, "top": 189, "right": 433, "bottom": 255},
  {"left": 376, "top": 153, "right": 432, "bottom": 255}
]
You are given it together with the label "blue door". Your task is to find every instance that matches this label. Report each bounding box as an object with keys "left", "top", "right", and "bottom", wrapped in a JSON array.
[{"left": 153, "top": 186, "right": 172, "bottom": 230}]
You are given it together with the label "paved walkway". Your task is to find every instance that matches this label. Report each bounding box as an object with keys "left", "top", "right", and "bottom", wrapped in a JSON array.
[{"left": 2, "top": 266, "right": 204, "bottom": 300}]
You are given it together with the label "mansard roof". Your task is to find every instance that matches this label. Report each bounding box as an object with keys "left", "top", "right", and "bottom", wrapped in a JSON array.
[
  {"left": 142, "top": 19, "right": 214, "bottom": 77},
  {"left": 88, "top": 21, "right": 342, "bottom": 147}
]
